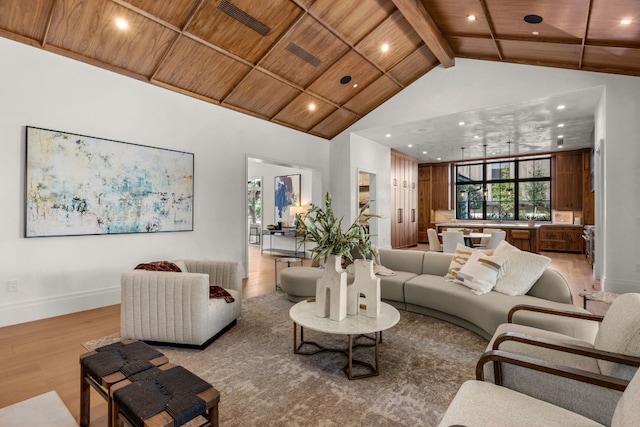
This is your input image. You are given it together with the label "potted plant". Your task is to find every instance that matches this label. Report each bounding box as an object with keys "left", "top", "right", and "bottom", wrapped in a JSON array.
[
  {"left": 295, "top": 192, "right": 378, "bottom": 265},
  {"left": 295, "top": 192, "right": 380, "bottom": 320}
]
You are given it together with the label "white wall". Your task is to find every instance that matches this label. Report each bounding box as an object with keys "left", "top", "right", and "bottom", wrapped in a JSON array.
[
  {"left": 0, "top": 37, "right": 330, "bottom": 326},
  {"left": 332, "top": 58, "right": 640, "bottom": 294}
]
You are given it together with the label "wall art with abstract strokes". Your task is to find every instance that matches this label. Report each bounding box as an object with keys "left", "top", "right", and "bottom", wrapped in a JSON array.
[
  {"left": 274, "top": 174, "right": 300, "bottom": 225},
  {"left": 25, "top": 127, "right": 194, "bottom": 237}
]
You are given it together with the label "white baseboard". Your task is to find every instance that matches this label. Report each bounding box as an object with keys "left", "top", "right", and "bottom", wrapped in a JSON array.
[
  {"left": 0, "top": 286, "right": 120, "bottom": 327},
  {"left": 601, "top": 276, "right": 640, "bottom": 294}
]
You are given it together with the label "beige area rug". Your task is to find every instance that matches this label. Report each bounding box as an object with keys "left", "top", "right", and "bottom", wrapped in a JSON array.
[
  {"left": 83, "top": 293, "right": 487, "bottom": 427},
  {"left": 0, "top": 391, "right": 78, "bottom": 426}
]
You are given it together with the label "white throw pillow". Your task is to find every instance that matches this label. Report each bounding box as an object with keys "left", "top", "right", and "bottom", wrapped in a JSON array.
[
  {"left": 454, "top": 251, "right": 507, "bottom": 295},
  {"left": 172, "top": 260, "right": 189, "bottom": 272},
  {"left": 493, "top": 239, "right": 519, "bottom": 257},
  {"left": 445, "top": 244, "right": 497, "bottom": 280},
  {"left": 445, "top": 244, "right": 476, "bottom": 279},
  {"left": 492, "top": 242, "right": 551, "bottom": 296}
]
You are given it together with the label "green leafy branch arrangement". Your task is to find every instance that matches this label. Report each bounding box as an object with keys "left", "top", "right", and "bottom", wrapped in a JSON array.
[{"left": 295, "top": 192, "right": 380, "bottom": 264}]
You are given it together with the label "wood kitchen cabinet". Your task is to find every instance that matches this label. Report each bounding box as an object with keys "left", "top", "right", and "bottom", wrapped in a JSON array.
[
  {"left": 431, "top": 163, "right": 451, "bottom": 210},
  {"left": 539, "top": 225, "right": 584, "bottom": 253},
  {"left": 391, "top": 150, "right": 418, "bottom": 248},
  {"left": 553, "top": 151, "right": 583, "bottom": 211},
  {"left": 417, "top": 162, "right": 451, "bottom": 243}
]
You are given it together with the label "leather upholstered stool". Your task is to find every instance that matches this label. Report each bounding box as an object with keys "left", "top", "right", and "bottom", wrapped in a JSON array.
[
  {"left": 112, "top": 363, "right": 220, "bottom": 427},
  {"left": 79, "top": 339, "right": 168, "bottom": 427}
]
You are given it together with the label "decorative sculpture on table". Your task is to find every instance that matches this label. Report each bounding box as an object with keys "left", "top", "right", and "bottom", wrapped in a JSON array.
[
  {"left": 296, "top": 192, "right": 380, "bottom": 322},
  {"left": 347, "top": 259, "right": 381, "bottom": 318},
  {"left": 315, "top": 254, "right": 348, "bottom": 321}
]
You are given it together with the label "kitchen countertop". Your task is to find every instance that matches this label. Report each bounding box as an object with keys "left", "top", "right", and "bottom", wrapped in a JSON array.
[{"left": 437, "top": 221, "right": 583, "bottom": 229}]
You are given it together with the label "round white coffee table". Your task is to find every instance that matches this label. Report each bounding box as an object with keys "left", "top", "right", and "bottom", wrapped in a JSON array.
[{"left": 289, "top": 299, "right": 400, "bottom": 379}]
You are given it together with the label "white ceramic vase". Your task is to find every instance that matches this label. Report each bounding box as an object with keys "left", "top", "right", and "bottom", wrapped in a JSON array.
[{"left": 315, "top": 254, "right": 347, "bottom": 321}]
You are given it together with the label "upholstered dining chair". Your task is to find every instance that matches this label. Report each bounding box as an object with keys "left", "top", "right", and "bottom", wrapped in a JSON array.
[
  {"left": 442, "top": 231, "right": 465, "bottom": 253},
  {"left": 485, "top": 230, "right": 506, "bottom": 249},
  {"left": 482, "top": 293, "right": 640, "bottom": 425},
  {"left": 427, "top": 228, "right": 442, "bottom": 252},
  {"left": 474, "top": 228, "right": 503, "bottom": 248}
]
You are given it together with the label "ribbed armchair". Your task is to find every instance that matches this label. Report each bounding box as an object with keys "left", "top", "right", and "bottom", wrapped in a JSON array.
[{"left": 120, "top": 260, "right": 242, "bottom": 349}]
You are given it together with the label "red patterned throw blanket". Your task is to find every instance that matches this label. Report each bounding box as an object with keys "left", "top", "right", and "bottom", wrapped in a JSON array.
[
  {"left": 134, "top": 261, "right": 234, "bottom": 303},
  {"left": 209, "top": 286, "right": 235, "bottom": 303},
  {"left": 134, "top": 261, "right": 182, "bottom": 272}
]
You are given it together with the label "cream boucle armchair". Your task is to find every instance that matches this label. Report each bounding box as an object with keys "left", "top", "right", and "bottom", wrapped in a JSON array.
[{"left": 120, "top": 259, "right": 242, "bottom": 349}]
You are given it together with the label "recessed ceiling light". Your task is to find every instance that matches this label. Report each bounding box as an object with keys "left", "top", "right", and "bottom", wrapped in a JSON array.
[
  {"left": 621, "top": 18, "right": 632, "bottom": 25},
  {"left": 385, "top": 134, "right": 391, "bottom": 138},
  {"left": 459, "top": 121, "right": 465, "bottom": 126},
  {"left": 308, "top": 103, "right": 316, "bottom": 111},
  {"left": 408, "top": 144, "right": 413, "bottom": 148},
  {"left": 524, "top": 14, "right": 543, "bottom": 24},
  {"left": 558, "top": 135, "right": 564, "bottom": 138},
  {"left": 352, "top": 83, "right": 358, "bottom": 88},
  {"left": 437, "top": 157, "right": 442, "bottom": 161},
  {"left": 381, "top": 43, "right": 390, "bottom": 53},
  {"left": 115, "top": 18, "right": 129, "bottom": 30},
  {"left": 422, "top": 151, "right": 428, "bottom": 154},
  {"left": 474, "top": 135, "right": 479, "bottom": 139},
  {"left": 557, "top": 105, "right": 566, "bottom": 110},
  {"left": 532, "top": 31, "right": 539, "bottom": 35},
  {"left": 467, "top": 15, "right": 477, "bottom": 21},
  {"left": 558, "top": 123, "right": 565, "bottom": 127}
]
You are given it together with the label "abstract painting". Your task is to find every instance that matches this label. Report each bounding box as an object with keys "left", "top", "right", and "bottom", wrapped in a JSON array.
[
  {"left": 25, "top": 126, "right": 194, "bottom": 237},
  {"left": 274, "top": 174, "right": 300, "bottom": 226}
]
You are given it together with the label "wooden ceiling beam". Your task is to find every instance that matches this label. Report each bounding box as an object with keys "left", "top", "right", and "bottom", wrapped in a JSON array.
[
  {"left": 579, "top": 0, "right": 594, "bottom": 69},
  {"left": 391, "top": 0, "right": 455, "bottom": 68}
]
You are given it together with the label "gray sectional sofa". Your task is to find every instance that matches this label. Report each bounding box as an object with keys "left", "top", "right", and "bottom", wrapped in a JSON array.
[{"left": 281, "top": 249, "right": 598, "bottom": 342}]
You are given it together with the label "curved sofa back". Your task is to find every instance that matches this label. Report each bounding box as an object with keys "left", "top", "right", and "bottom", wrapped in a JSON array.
[
  {"left": 378, "top": 248, "right": 572, "bottom": 304},
  {"left": 421, "top": 252, "right": 454, "bottom": 276},
  {"left": 527, "top": 268, "right": 573, "bottom": 303},
  {"left": 378, "top": 249, "right": 424, "bottom": 275}
]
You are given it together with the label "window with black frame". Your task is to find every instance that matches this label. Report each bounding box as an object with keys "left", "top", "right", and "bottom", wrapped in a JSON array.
[{"left": 456, "top": 156, "right": 551, "bottom": 221}]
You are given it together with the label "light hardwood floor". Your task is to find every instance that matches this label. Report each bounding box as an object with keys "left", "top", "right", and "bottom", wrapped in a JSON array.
[{"left": 0, "top": 243, "right": 602, "bottom": 425}]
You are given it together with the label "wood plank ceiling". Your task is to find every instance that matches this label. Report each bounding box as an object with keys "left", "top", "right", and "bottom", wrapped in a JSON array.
[{"left": 0, "top": 0, "right": 638, "bottom": 139}]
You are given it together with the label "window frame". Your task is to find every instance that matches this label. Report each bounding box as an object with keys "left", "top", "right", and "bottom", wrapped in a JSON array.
[{"left": 455, "top": 156, "right": 551, "bottom": 221}]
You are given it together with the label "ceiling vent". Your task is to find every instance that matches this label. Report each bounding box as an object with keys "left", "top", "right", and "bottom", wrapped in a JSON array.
[
  {"left": 285, "top": 42, "right": 322, "bottom": 67},
  {"left": 217, "top": 0, "right": 270, "bottom": 36}
]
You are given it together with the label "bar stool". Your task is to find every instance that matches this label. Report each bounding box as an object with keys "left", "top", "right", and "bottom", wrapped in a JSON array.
[
  {"left": 79, "top": 340, "right": 168, "bottom": 427},
  {"left": 511, "top": 230, "right": 531, "bottom": 252}
]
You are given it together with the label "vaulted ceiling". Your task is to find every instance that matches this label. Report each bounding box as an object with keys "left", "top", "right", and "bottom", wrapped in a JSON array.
[{"left": 1, "top": 0, "right": 639, "bottom": 141}]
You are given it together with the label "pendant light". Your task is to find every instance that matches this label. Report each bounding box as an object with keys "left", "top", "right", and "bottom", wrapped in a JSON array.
[
  {"left": 459, "top": 147, "right": 466, "bottom": 198},
  {"left": 506, "top": 141, "right": 513, "bottom": 196}
]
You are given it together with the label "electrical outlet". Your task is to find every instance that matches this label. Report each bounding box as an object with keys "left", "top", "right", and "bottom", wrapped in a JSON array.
[{"left": 7, "top": 280, "right": 18, "bottom": 292}]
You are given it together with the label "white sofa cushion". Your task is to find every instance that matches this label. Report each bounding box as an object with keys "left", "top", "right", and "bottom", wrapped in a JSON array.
[{"left": 438, "top": 380, "right": 604, "bottom": 427}]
